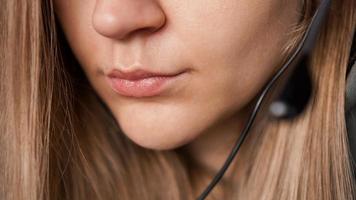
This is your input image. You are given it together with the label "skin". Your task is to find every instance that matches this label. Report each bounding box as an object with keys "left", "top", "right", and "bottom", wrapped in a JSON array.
[{"left": 54, "top": 0, "right": 301, "bottom": 172}]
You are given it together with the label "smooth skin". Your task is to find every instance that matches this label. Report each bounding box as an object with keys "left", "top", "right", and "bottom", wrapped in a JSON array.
[{"left": 54, "top": 0, "right": 301, "bottom": 173}]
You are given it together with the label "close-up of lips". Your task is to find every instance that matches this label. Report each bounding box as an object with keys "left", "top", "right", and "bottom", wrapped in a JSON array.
[
  {"left": 105, "top": 68, "right": 189, "bottom": 97},
  {"left": 1, "top": 0, "right": 356, "bottom": 200}
]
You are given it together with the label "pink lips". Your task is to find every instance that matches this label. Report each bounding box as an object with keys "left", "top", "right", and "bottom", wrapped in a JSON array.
[{"left": 106, "top": 69, "right": 186, "bottom": 97}]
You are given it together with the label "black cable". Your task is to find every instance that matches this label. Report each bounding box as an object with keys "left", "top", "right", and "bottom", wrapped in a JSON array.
[{"left": 196, "top": 0, "right": 331, "bottom": 199}]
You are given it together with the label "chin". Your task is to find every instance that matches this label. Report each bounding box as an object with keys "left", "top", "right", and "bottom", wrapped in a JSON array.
[
  {"left": 116, "top": 118, "right": 199, "bottom": 151},
  {"left": 129, "top": 136, "right": 189, "bottom": 150},
  {"left": 125, "top": 127, "right": 197, "bottom": 151},
  {"left": 109, "top": 102, "right": 215, "bottom": 151}
]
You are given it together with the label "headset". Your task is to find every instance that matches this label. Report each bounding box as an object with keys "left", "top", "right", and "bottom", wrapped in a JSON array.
[{"left": 197, "top": 0, "right": 356, "bottom": 199}]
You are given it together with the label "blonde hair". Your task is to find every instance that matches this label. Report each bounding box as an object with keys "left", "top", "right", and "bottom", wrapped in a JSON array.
[{"left": 0, "top": 0, "right": 355, "bottom": 199}]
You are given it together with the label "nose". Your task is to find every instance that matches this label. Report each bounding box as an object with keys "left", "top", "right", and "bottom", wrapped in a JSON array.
[{"left": 92, "top": 0, "right": 166, "bottom": 40}]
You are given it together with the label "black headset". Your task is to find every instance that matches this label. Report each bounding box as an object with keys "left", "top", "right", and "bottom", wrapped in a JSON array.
[{"left": 197, "top": 0, "right": 356, "bottom": 199}]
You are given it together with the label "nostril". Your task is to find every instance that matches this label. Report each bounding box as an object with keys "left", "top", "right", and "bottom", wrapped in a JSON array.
[{"left": 133, "top": 26, "right": 160, "bottom": 36}]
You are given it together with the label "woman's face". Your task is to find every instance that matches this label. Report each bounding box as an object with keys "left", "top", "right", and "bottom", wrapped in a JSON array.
[{"left": 54, "top": 0, "right": 300, "bottom": 150}]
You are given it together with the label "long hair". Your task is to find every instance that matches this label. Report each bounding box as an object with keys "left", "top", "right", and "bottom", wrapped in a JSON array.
[{"left": 1, "top": 0, "right": 355, "bottom": 199}]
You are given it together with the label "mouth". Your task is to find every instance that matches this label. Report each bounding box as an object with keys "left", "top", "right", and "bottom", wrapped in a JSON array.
[{"left": 106, "top": 69, "right": 188, "bottom": 98}]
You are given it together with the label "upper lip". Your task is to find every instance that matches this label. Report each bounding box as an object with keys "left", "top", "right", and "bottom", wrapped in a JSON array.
[{"left": 107, "top": 68, "right": 186, "bottom": 81}]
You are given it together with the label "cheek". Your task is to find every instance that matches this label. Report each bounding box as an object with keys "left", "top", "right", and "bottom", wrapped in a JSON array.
[
  {"left": 55, "top": 0, "right": 104, "bottom": 75},
  {"left": 171, "top": 0, "right": 296, "bottom": 114}
]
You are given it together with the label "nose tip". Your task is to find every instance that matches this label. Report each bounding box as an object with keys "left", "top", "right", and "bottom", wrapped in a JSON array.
[{"left": 92, "top": 1, "right": 166, "bottom": 40}]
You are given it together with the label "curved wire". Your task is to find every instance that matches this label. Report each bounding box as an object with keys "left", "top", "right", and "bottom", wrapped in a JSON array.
[{"left": 196, "top": 0, "right": 331, "bottom": 199}]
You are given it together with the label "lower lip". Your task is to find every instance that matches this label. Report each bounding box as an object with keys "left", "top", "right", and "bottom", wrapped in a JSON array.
[{"left": 106, "top": 73, "right": 185, "bottom": 97}]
